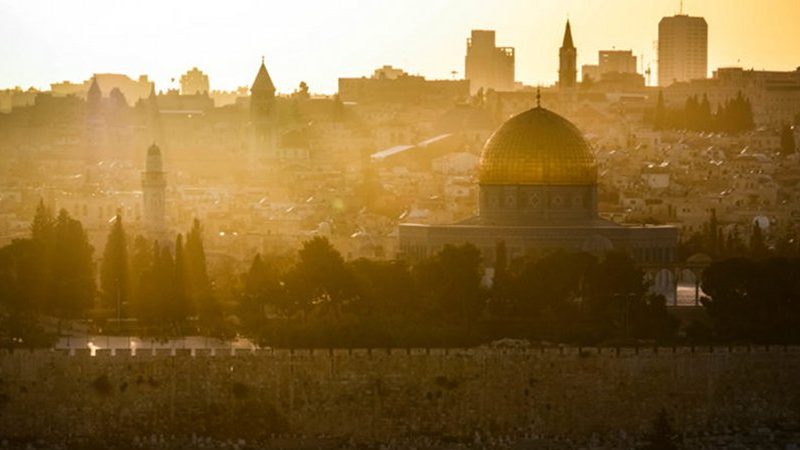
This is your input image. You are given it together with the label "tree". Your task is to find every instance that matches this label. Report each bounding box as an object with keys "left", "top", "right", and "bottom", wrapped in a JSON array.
[
  {"left": 574, "top": 251, "right": 674, "bottom": 343},
  {"left": 170, "top": 234, "right": 191, "bottom": 325},
  {"left": 135, "top": 241, "right": 163, "bottom": 330},
  {"left": 100, "top": 215, "right": 129, "bottom": 327},
  {"left": 702, "top": 257, "right": 800, "bottom": 342},
  {"left": 285, "top": 237, "right": 356, "bottom": 318},
  {"left": 31, "top": 199, "right": 54, "bottom": 243},
  {"left": 780, "top": 124, "right": 796, "bottom": 156},
  {"left": 0, "top": 239, "right": 54, "bottom": 347},
  {"left": 130, "top": 235, "right": 153, "bottom": 321},
  {"left": 184, "top": 219, "right": 215, "bottom": 326},
  {"left": 684, "top": 95, "right": 699, "bottom": 130},
  {"left": 240, "top": 254, "right": 286, "bottom": 330},
  {"left": 48, "top": 209, "right": 95, "bottom": 319},
  {"left": 413, "top": 243, "right": 485, "bottom": 325},
  {"left": 292, "top": 81, "right": 310, "bottom": 100},
  {"left": 348, "top": 258, "right": 416, "bottom": 320},
  {"left": 156, "top": 244, "right": 177, "bottom": 332},
  {"left": 698, "top": 94, "right": 712, "bottom": 131}
]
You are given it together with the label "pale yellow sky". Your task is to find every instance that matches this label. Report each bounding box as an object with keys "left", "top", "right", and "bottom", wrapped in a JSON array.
[{"left": 1, "top": 0, "right": 798, "bottom": 94}]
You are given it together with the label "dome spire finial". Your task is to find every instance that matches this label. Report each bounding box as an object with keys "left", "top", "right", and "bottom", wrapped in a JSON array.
[{"left": 536, "top": 86, "right": 541, "bottom": 108}]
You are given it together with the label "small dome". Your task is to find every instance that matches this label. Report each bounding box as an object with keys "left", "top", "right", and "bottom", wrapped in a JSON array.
[
  {"left": 479, "top": 107, "right": 596, "bottom": 185},
  {"left": 146, "top": 144, "right": 163, "bottom": 172}
]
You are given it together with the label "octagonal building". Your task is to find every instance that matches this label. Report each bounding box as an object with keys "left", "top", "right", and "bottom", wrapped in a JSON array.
[{"left": 399, "top": 105, "right": 678, "bottom": 271}]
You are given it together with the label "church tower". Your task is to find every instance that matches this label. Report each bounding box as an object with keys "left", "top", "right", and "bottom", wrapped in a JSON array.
[
  {"left": 558, "top": 20, "right": 577, "bottom": 89},
  {"left": 142, "top": 143, "right": 166, "bottom": 237},
  {"left": 249, "top": 58, "right": 277, "bottom": 166}
]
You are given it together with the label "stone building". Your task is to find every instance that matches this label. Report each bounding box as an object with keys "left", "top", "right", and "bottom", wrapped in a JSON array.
[{"left": 398, "top": 103, "right": 678, "bottom": 268}]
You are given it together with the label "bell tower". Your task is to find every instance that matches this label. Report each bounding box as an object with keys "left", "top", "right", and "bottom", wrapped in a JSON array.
[
  {"left": 249, "top": 57, "right": 277, "bottom": 166},
  {"left": 559, "top": 20, "right": 577, "bottom": 89}
]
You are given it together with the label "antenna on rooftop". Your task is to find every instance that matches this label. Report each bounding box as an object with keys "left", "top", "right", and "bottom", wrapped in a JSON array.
[{"left": 679, "top": 0, "right": 684, "bottom": 14}]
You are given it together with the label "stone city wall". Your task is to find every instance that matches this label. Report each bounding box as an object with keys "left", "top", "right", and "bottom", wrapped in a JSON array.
[{"left": 0, "top": 346, "right": 799, "bottom": 444}]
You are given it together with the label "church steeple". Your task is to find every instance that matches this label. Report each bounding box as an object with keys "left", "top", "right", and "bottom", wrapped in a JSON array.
[
  {"left": 249, "top": 58, "right": 278, "bottom": 168},
  {"left": 562, "top": 20, "right": 574, "bottom": 49},
  {"left": 559, "top": 20, "right": 577, "bottom": 89},
  {"left": 251, "top": 58, "right": 276, "bottom": 118},
  {"left": 251, "top": 57, "right": 276, "bottom": 97}
]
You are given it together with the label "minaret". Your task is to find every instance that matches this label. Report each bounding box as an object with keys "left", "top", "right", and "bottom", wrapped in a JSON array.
[
  {"left": 249, "top": 57, "right": 277, "bottom": 166},
  {"left": 559, "top": 20, "right": 577, "bottom": 89},
  {"left": 142, "top": 143, "right": 166, "bottom": 237}
]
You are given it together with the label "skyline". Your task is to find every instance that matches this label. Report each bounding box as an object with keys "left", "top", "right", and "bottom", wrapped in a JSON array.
[{"left": 1, "top": 0, "right": 800, "bottom": 94}]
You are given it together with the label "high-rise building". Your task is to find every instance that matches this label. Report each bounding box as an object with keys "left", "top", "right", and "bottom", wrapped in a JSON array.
[
  {"left": 142, "top": 143, "right": 166, "bottom": 237},
  {"left": 465, "top": 30, "right": 515, "bottom": 94},
  {"left": 180, "top": 67, "right": 210, "bottom": 95},
  {"left": 658, "top": 14, "right": 708, "bottom": 87},
  {"left": 558, "top": 21, "right": 577, "bottom": 89}
]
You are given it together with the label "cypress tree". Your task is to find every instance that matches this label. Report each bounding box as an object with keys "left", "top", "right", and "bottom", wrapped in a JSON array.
[
  {"left": 171, "top": 234, "right": 191, "bottom": 327},
  {"left": 49, "top": 209, "right": 95, "bottom": 319},
  {"left": 100, "top": 215, "right": 129, "bottom": 327},
  {"left": 185, "top": 219, "right": 216, "bottom": 327}
]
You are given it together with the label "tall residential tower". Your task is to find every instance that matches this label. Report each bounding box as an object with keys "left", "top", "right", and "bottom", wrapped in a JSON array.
[
  {"left": 465, "top": 30, "right": 515, "bottom": 94},
  {"left": 658, "top": 14, "right": 708, "bottom": 86}
]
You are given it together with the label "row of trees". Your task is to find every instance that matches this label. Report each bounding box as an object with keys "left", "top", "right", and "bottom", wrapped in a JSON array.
[
  {"left": 701, "top": 256, "right": 800, "bottom": 343},
  {"left": 0, "top": 202, "right": 94, "bottom": 344},
  {"left": 678, "top": 210, "right": 800, "bottom": 261},
  {"left": 239, "top": 237, "right": 676, "bottom": 347},
  {"left": 100, "top": 217, "right": 219, "bottom": 336},
  {"left": 652, "top": 91, "right": 755, "bottom": 133},
  {"left": 2, "top": 203, "right": 797, "bottom": 347},
  {"left": 0, "top": 201, "right": 219, "bottom": 345},
  {"left": 0, "top": 202, "right": 94, "bottom": 319}
]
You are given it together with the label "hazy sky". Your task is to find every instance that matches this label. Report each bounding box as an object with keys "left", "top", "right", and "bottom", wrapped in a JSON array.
[{"left": 1, "top": 0, "right": 798, "bottom": 94}]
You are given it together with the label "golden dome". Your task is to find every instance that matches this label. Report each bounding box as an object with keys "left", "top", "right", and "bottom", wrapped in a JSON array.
[{"left": 479, "top": 107, "right": 597, "bottom": 185}]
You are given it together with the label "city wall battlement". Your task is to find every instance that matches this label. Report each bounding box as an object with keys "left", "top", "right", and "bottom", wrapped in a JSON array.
[
  {"left": 1, "top": 346, "right": 799, "bottom": 444},
  {"left": 11, "top": 343, "right": 800, "bottom": 358}
]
